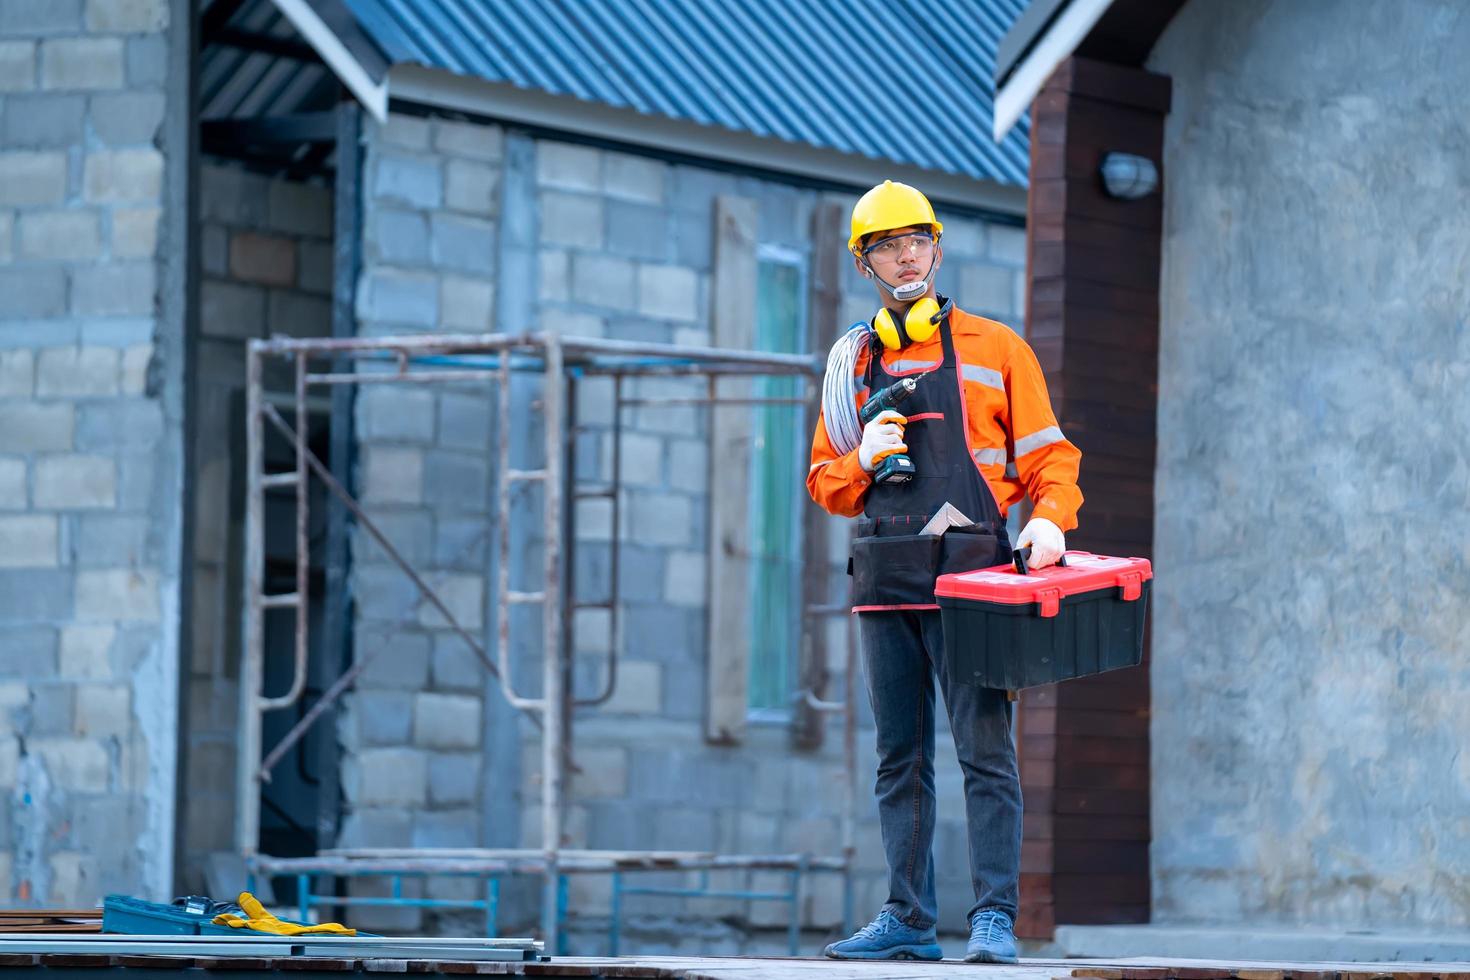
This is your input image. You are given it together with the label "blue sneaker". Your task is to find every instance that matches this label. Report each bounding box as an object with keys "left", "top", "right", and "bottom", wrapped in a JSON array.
[
  {"left": 965, "top": 908, "right": 1018, "bottom": 963},
  {"left": 823, "top": 908, "right": 943, "bottom": 960}
]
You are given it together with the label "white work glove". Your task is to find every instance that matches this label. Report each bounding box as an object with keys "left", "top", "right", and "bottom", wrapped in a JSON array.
[
  {"left": 858, "top": 411, "right": 907, "bottom": 473},
  {"left": 1016, "top": 516, "right": 1065, "bottom": 569}
]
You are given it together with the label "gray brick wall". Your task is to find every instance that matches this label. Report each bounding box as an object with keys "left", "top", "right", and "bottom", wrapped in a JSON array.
[
  {"left": 175, "top": 163, "right": 334, "bottom": 891},
  {"left": 0, "top": 0, "right": 181, "bottom": 905},
  {"left": 345, "top": 118, "right": 1028, "bottom": 942},
  {"left": 342, "top": 112, "right": 504, "bottom": 931}
]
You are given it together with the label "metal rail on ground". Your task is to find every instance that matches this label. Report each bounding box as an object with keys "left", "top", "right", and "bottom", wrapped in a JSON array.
[{"left": 239, "top": 332, "right": 854, "bottom": 954}]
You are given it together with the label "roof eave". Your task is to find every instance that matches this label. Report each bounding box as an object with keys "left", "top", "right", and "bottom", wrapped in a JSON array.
[
  {"left": 993, "top": 0, "right": 1118, "bottom": 142},
  {"left": 268, "top": 0, "right": 389, "bottom": 122},
  {"left": 388, "top": 62, "right": 1028, "bottom": 218}
]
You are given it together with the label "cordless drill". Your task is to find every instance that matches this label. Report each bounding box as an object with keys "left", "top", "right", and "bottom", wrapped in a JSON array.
[{"left": 859, "top": 375, "right": 922, "bottom": 485}]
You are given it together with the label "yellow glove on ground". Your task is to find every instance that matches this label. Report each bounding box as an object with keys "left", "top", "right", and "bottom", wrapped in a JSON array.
[{"left": 213, "top": 891, "right": 355, "bottom": 936}]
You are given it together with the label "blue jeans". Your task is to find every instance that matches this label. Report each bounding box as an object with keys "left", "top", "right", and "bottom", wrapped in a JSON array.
[{"left": 859, "top": 609, "right": 1022, "bottom": 929}]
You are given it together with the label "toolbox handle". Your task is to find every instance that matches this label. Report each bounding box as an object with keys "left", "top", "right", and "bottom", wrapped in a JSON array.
[{"left": 1012, "top": 547, "right": 1068, "bottom": 576}]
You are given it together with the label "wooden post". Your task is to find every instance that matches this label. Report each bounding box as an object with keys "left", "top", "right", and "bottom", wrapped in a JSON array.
[
  {"left": 1018, "top": 55, "right": 1171, "bottom": 940},
  {"left": 705, "top": 196, "right": 758, "bottom": 744}
]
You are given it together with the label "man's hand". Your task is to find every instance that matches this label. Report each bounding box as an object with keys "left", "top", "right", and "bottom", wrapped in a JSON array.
[
  {"left": 1016, "top": 517, "right": 1065, "bottom": 568},
  {"left": 858, "top": 411, "right": 907, "bottom": 473}
]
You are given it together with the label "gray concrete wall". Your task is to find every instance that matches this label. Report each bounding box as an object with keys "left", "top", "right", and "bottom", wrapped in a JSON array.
[
  {"left": 1148, "top": 0, "right": 1470, "bottom": 929},
  {"left": 342, "top": 109, "right": 1029, "bottom": 944},
  {"left": 0, "top": 0, "right": 185, "bottom": 903}
]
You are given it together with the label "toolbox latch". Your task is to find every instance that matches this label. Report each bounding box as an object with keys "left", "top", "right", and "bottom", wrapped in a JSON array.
[
  {"left": 1116, "top": 571, "right": 1143, "bottom": 601},
  {"left": 1036, "top": 588, "right": 1061, "bottom": 618}
]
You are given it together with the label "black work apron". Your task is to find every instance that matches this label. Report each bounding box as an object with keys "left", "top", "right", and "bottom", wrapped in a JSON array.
[{"left": 850, "top": 312, "right": 1011, "bottom": 611}]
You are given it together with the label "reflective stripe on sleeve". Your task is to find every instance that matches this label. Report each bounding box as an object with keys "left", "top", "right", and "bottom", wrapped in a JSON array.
[
  {"left": 972, "top": 447, "right": 1007, "bottom": 466},
  {"left": 1014, "top": 425, "right": 1066, "bottom": 458},
  {"left": 961, "top": 363, "right": 1005, "bottom": 392}
]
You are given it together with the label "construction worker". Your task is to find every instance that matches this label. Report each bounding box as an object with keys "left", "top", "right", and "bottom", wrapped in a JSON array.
[{"left": 808, "top": 180, "right": 1081, "bottom": 962}]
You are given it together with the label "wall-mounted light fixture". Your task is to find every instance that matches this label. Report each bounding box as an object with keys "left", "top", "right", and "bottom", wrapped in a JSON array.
[{"left": 1099, "top": 152, "right": 1159, "bottom": 200}]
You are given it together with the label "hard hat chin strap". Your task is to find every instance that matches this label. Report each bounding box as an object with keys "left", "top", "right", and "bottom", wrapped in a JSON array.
[{"left": 863, "top": 252, "right": 939, "bottom": 307}]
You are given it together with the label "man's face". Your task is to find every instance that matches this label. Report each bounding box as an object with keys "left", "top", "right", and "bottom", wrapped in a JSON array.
[{"left": 854, "top": 224, "right": 943, "bottom": 302}]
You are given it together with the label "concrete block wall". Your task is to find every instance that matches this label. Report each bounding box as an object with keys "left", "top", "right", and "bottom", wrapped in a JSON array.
[
  {"left": 1148, "top": 0, "right": 1470, "bottom": 930},
  {"left": 340, "top": 112, "right": 504, "bottom": 930},
  {"left": 177, "top": 163, "right": 334, "bottom": 889},
  {"left": 0, "top": 0, "right": 182, "bottom": 905},
  {"left": 345, "top": 116, "right": 1029, "bottom": 942}
]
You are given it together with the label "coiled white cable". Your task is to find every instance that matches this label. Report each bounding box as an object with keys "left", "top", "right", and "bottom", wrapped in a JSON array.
[{"left": 821, "top": 323, "right": 872, "bottom": 455}]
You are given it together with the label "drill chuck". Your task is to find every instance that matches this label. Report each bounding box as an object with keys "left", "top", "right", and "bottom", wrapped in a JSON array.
[{"left": 859, "top": 376, "right": 919, "bottom": 425}]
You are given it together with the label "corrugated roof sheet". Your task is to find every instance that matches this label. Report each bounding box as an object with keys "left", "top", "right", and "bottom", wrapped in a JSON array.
[{"left": 340, "top": 0, "right": 1030, "bottom": 187}]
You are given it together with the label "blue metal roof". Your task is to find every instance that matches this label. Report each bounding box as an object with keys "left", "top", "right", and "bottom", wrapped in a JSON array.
[{"left": 341, "top": 0, "right": 1030, "bottom": 187}]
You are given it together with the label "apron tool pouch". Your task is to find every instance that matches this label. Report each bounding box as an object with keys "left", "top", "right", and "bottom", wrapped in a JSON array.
[
  {"left": 937, "top": 523, "right": 1004, "bottom": 577},
  {"left": 850, "top": 518, "right": 940, "bottom": 608}
]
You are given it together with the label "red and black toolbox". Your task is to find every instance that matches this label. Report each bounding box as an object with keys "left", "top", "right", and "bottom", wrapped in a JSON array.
[{"left": 934, "top": 551, "right": 1152, "bottom": 690}]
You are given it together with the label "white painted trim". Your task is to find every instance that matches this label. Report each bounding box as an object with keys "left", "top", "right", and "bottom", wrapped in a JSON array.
[
  {"left": 269, "top": 0, "right": 388, "bottom": 123},
  {"left": 389, "top": 63, "right": 1028, "bottom": 217},
  {"left": 993, "top": 0, "right": 1117, "bottom": 142}
]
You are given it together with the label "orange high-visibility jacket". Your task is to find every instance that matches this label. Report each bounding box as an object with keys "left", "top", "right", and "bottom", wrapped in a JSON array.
[{"left": 807, "top": 306, "right": 1082, "bottom": 530}]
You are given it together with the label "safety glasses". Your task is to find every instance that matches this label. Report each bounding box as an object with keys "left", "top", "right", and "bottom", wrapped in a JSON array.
[{"left": 862, "top": 231, "right": 936, "bottom": 262}]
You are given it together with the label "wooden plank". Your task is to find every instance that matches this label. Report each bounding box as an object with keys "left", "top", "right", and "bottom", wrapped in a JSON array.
[
  {"left": 1033, "top": 240, "right": 1163, "bottom": 293},
  {"left": 1032, "top": 277, "right": 1158, "bottom": 317},
  {"left": 277, "top": 958, "right": 358, "bottom": 971},
  {"left": 1021, "top": 840, "right": 1054, "bottom": 873},
  {"left": 1058, "top": 401, "right": 1158, "bottom": 441},
  {"left": 1071, "top": 449, "right": 1158, "bottom": 481},
  {"left": 1029, "top": 309, "right": 1159, "bottom": 352},
  {"left": 1053, "top": 870, "right": 1151, "bottom": 901},
  {"left": 1019, "top": 871, "right": 1055, "bottom": 904},
  {"left": 1066, "top": 487, "right": 1157, "bottom": 523},
  {"left": 1032, "top": 178, "right": 1162, "bottom": 234},
  {"left": 1022, "top": 734, "right": 1057, "bottom": 761},
  {"left": 1033, "top": 213, "right": 1163, "bottom": 266},
  {"left": 0, "top": 909, "right": 101, "bottom": 918},
  {"left": 1055, "top": 787, "right": 1151, "bottom": 816},
  {"left": 116, "top": 957, "right": 195, "bottom": 970},
  {"left": 1056, "top": 735, "right": 1150, "bottom": 767},
  {"left": 1023, "top": 704, "right": 1058, "bottom": 735},
  {"left": 1051, "top": 376, "right": 1159, "bottom": 414},
  {"left": 1034, "top": 337, "right": 1160, "bottom": 381},
  {"left": 1030, "top": 89, "right": 1072, "bottom": 148},
  {"left": 1016, "top": 903, "right": 1054, "bottom": 939},
  {"left": 1056, "top": 708, "right": 1151, "bottom": 739},
  {"left": 1055, "top": 840, "right": 1149, "bottom": 873},
  {"left": 1054, "top": 679, "right": 1151, "bottom": 715},
  {"left": 1054, "top": 900, "right": 1150, "bottom": 924},
  {"left": 705, "top": 194, "right": 759, "bottom": 745},
  {"left": 1052, "top": 57, "right": 1173, "bottom": 113},
  {"left": 792, "top": 200, "right": 846, "bottom": 752},
  {"left": 38, "top": 954, "right": 115, "bottom": 968}
]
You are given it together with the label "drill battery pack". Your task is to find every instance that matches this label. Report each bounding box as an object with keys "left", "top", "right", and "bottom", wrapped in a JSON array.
[{"left": 934, "top": 551, "right": 1152, "bottom": 690}]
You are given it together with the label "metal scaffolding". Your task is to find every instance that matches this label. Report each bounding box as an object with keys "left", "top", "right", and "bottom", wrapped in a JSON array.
[{"left": 237, "top": 331, "right": 858, "bottom": 952}]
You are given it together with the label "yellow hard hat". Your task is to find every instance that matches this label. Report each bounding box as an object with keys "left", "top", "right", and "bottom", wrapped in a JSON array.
[{"left": 848, "top": 180, "right": 943, "bottom": 256}]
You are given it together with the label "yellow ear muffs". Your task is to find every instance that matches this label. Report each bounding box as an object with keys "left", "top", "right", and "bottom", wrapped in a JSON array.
[{"left": 873, "top": 297, "right": 944, "bottom": 350}]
